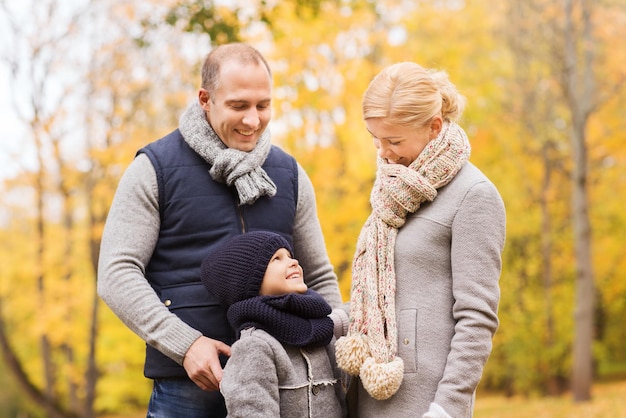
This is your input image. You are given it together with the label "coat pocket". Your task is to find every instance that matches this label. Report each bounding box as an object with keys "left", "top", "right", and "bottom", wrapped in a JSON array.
[
  {"left": 397, "top": 308, "right": 417, "bottom": 373},
  {"left": 160, "top": 282, "right": 234, "bottom": 343}
]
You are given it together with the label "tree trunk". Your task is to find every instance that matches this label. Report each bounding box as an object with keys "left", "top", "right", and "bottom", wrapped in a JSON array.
[
  {"left": 540, "top": 141, "right": 561, "bottom": 395},
  {"left": 563, "top": 0, "right": 595, "bottom": 402},
  {"left": 33, "top": 108, "right": 59, "bottom": 405}
]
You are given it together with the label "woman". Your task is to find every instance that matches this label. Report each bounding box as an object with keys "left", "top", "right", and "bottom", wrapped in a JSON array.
[{"left": 335, "top": 62, "right": 506, "bottom": 417}]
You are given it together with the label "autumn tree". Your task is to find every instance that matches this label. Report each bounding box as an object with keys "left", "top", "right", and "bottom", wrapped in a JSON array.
[
  {"left": 499, "top": 0, "right": 626, "bottom": 400},
  {"left": 0, "top": 0, "right": 206, "bottom": 415},
  {"left": 495, "top": 0, "right": 575, "bottom": 396},
  {"left": 0, "top": 1, "right": 95, "bottom": 416},
  {"left": 562, "top": 0, "right": 596, "bottom": 401}
]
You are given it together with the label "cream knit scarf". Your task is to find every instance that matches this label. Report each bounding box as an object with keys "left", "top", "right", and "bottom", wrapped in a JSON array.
[
  {"left": 336, "top": 121, "right": 471, "bottom": 400},
  {"left": 179, "top": 101, "right": 277, "bottom": 205}
]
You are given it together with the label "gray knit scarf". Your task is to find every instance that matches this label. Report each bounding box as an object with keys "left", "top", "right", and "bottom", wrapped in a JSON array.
[
  {"left": 179, "top": 101, "right": 277, "bottom": 205},
  {"left": 336, "top": 121, "right": 471, "bottom": 400}
]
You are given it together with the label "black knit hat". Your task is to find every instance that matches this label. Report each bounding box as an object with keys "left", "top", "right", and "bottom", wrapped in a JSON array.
[{"left": 201, "top": 231, "right": 293, "bottom": 308}]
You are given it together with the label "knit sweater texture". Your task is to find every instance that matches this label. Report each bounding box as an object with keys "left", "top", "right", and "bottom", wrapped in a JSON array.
[{"left": 228, "top": 291, "right": 334, "bottom": 348}]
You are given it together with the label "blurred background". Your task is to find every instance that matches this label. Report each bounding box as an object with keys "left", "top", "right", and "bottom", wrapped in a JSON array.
[{"left": 1, "top": 0, "right": 625, "bottom": 416}]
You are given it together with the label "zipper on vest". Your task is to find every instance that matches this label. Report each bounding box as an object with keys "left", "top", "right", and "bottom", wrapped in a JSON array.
[
  {"left": 237, "top": 203, "right": 246, "bottom": 233},
  {"left": 231, "top": 188, "right": 247, "bottom": 233},
  {"left": 235, "top": 192, "right": 247, "bottom": 234}
]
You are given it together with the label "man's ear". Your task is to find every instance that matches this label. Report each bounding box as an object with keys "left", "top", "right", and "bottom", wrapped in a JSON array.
[{"left": 198, "top": 88, "right": 211, "bottom": 111}]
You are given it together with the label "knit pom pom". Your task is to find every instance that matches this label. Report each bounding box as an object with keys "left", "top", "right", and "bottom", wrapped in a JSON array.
[
  {"left": 360, "top": 356, "right": 404, "bottom": 400},
  {"left": 335, "top": 334, "right": 369, "bottom": 375}
]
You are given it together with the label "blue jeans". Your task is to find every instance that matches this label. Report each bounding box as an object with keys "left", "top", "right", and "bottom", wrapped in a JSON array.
[{"left": 147, "top": 378, "right": 227, "bottom": 418}]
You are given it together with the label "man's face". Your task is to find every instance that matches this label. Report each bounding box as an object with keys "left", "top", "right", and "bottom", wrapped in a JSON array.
[{"left": 200, "top": 60, "right": 272, "bottom": 152}]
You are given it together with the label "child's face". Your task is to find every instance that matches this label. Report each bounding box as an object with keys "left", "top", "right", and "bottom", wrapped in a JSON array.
[{"left": 259, "top": 248, "right": 307, "bottom": 296}]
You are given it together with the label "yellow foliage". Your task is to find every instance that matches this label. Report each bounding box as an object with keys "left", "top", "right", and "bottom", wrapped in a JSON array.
[{"left": 1, "top": 0, "right": 626, "bottom": 415}]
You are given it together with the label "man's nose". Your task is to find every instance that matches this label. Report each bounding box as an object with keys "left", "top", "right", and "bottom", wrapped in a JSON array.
[{"left": 242, "top": 108, "right": 260, "bottom": 128}]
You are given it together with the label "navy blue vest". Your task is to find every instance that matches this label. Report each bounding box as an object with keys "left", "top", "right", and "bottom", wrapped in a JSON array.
[{"left": 138, "top": 129, "right": 298, "bottom": 378}]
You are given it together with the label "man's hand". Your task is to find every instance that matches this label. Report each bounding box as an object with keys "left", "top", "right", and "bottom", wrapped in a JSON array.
[{"left": 183, "top": 336, "right": 231, "bottom": 391}]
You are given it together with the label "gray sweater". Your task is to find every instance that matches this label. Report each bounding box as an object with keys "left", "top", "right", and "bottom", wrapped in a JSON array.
[
  {"left": 351, "top": 162, "right": 506, "bottom": 418},
  {"left": 220, "top": 328, "right": 346, "bottom": 417},
  {"left": 97, "top": 153, "right": 343, "bottom": 365}
]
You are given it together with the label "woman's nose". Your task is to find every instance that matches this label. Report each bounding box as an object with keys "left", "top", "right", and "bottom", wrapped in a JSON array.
[{"left": 377, "top": 143, "right": 392, "bottom": 159}]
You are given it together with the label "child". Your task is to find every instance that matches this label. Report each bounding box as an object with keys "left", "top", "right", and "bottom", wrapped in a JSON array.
[{"left": 200, "top": 231, "right": 346, "bottom": 418}]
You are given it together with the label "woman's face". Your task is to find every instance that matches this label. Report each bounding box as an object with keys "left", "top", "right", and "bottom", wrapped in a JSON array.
[{"left": 366, "top": 117, "right": 441, "bottom": 167}]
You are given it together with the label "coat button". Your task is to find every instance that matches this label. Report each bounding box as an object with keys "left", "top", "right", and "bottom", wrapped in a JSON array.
[
  {"left": 164, "top": 300, "right": 172, "bottom": 307},
  {"left": 312, "top": 386, "right": 320, "bottom": 395},
  {"left": 403, "top": 338, "right": 410, "bottom": 345}
]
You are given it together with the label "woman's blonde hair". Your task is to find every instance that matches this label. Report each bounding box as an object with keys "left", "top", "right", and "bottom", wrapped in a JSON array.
[{"left": 362, "top": 62, "right": 466, "bottom": 127}]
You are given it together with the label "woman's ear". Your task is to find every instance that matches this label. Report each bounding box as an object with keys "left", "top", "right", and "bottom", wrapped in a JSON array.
[{"left": 429, "top": 116, "right": 443, "bottom": 139}]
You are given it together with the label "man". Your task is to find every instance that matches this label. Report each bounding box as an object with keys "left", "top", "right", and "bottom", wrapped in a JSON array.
[{"left": 97, "top": 43, "right": 344, "bottom": 417}]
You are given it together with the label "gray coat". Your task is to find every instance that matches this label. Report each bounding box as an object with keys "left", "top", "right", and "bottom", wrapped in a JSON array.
[
  {"left": 220, "top": 328, "right": 346, "bottom": 418},
  {"left": 355, "top": 162, "right": 506, "bottom": 418}
]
